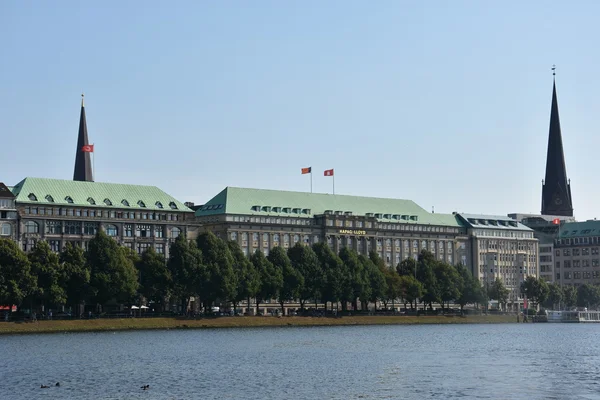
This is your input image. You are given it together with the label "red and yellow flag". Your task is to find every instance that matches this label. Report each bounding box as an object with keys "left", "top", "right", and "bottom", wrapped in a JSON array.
[{"left": 301, "top": 167, "right": 312, "bottom": 174}]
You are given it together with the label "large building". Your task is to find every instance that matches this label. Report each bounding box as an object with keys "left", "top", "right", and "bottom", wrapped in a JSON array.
[
  {"left": 456, "top": 214, "right": 538, "bottom": 311},
  {"left": 554, "top": 220, "right": 600, "bottom": 287},
  {"left": 0, "top": 182, "right": 17, "bottom": 241},
  {"left": 10, "top": 177, "right": 196, "bottom": 256},
  {"left": 195, "top": 187, "right": 468, "bottom": 267}
]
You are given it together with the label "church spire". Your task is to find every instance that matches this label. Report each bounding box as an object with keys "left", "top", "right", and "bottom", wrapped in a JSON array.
[
  {"left": 541, "top": 67, "right": 573, "bottom": 216},
  {"left": 73, "top": 94, "right": 94, "bottom": 182}
]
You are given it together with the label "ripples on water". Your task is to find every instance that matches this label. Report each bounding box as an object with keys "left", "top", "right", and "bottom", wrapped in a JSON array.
[{"left": 1, "top": 324, "right": 600, "bottom": 399}]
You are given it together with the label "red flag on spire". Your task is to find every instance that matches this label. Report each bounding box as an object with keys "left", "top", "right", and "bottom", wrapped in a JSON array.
[{"left": 82, "top": 144, "right": 94, "bottom": 153}]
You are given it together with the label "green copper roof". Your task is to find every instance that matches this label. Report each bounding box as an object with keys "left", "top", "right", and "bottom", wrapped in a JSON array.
[
  {"left": 559, "top": 221, "right": 600, "bottom": 238},
  {"left": 196, "top": 187, "right": 461, "bottom": 227},
  {"left": 12, "top": 177, "right": 192, "bottom": 212},
  {"left": 457, "top": 213, "right": 533, "bottom": 231}
]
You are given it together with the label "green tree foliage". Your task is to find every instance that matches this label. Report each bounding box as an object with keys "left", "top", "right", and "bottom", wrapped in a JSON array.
[
  {"left": 543, "top": 282, "right": 563, "bottom": 310},
  {"left": 488, "top": 277, "right": 510, "bottom": 309},
  {"left": 455, "top": 264, "right": 483, "bottom": 312},
  {"left": 88, "top": 231, "right": 139, "bottom": 306},
  {"left": 137, "top": 247, "right": 171, "bottom": 310},
  {"left": 196, "top": 232, "right": 237, "bottom": 310},
  {"left": 312, "top": 242, "right": 344, "bottom": 311},
  {"left": 60, "top": 242, "right": 90, "bottom": 311},
  {"left": 0, "top": 238, "right": 36, "bottom": 308},
  {"left": 562, "top": 285, "right": 577, "bottom": 308},
  {"left": 288, "top": 243, "right": 322, "bottom": 310},
  {"left": 520, "top": 276, "right": 549, "bottom": 309},
  {"left": 396, "top": 257, "right": 417, "bottom": 277},
  {"left": 227, "top": 241, "right": 260, "bottom": 313},
  {"left": 383, "top": 267, "right": 402, "bottom": 310},
  {"left": 417, "top": 250, "right": 439, "bottom": 310},
  {"left": 577, "top": 284, "right": 600, "bottom": 308},
  {"left": 364, "top": 252, "right": 387, "bottom": 310},
  {"left": 398, "top": 274, "right": 423, "bottom": 310},
  {"left": 28, "top": 240, "right": 66, "bottom": 308},
  {"left": 339, "top": 248, "right": 367, "bottom": 311},
  {"left": 251, "top": 250, "right": 282, "bottom": 314},
  {"left": 268, "top": 246, "right": 303, "bottom": 315},
  {"left": 168, "top": 235, "right": 203, "bottom": 313},
  {"left": 433, "top": 262, "right": 461, "bottom": 310}
]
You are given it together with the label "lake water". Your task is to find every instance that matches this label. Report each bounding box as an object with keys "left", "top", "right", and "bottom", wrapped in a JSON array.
[{"left": 1, "top": 323, "right": 600, "bottom": 399}]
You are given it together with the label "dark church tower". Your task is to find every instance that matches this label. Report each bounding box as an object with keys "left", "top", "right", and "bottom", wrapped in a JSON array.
[
  {"left": 541, "top": 74, "right": 573, "bottom": 216},
  {"left": 73, "top": 95, "right": 94, "bottom": 182}
]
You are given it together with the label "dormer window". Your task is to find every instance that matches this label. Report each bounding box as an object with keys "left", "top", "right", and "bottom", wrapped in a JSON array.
[
  {"left": 375, "top": 213, "right": 383, "bottom": 218},
  {"left": 122, "top": 199, "right": 130, "bottom": 207},
  {"left": 45, "top": 195, "right": 54, "bottom": 203},
  {"left": 104, "top": 198, "right": 112, "bottom": 206},
  {"left": 137, "top": 200, "right": 146, "bottom": 208},
  {"left": 251, "top": 205, "right": 261, "bottom": 212},
  {"left": 293, "top": 208, "right": 302, "bottom": 214},
  {"left": 169, "top": 201, "right": 178, "bottom": 210},
  {"left": 155, "top": 201, "right": 164, "bottom": 209},
  {"left": 383, "top": 214, "right": 391, "bottom": 219},
  {"left": 261, "top": 206, "right": 271, "bottom": 212},
  {"left": 283, "top": 207, "right": 292, "bottom": 214},
  {"left": 28, "top": 193, "right": 37, "bottom": 201},
  {"left": 87, "top": 197, "right": 96, "bottom": 205},
  {"left": 272, "top": 207, "right": 281, "bottom": 213},
  {"left": 303, "top": 209, "right": 312, "bottom": 215},
  {"left": 65, "top": 196, "right": 74, "bottom": 204}
]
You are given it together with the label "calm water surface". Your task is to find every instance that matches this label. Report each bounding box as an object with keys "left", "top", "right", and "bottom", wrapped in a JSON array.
[{"left": 1, "top": 323, "right": 600, "bottom": 399}]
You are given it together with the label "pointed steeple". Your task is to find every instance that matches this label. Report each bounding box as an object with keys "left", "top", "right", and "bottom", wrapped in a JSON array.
[
  {"left": 541, "top": 69, "right": 573, "bottom": 216},
  {"left": 73, "top": 94, "right": 94, "bottom": 182}
]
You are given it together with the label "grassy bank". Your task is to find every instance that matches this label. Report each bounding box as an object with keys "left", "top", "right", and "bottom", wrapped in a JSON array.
[{"left": 0, "top": 314, "right": 518, "bottom": 335}]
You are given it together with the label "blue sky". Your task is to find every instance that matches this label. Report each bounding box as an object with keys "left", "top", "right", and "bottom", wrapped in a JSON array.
[{"left": 2, "top": 2, "right": 599, "bottom": 220}]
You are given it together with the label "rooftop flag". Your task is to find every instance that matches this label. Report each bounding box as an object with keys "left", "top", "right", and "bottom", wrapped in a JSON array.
[
  {"left": 301, "top": 167, "right": 311, "bottom": 174},
  {"left": 82, "top": 144, "right": 94, "bottom": 153},
  {"left": 324, "top": 169, "right": 334, "bottom": 176}
]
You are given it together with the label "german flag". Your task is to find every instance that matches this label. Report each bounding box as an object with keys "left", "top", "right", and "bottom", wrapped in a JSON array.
[{"left": 301, "top": 167, "right": 312, "bottom": 174}]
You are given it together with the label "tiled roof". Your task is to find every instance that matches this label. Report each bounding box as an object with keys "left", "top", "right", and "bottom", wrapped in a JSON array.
[
  {"left": 196, "top": 187, "right": 462, "bottom": 227},
  {"left": 12, "top": 177, "right": 192, "bottom": 212},
  {"left": 559, "top": 221, "right": 600, "bottom": 238}
]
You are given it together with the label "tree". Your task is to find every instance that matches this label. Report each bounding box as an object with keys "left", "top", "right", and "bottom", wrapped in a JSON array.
[
  {"left": 417, "top": 250, "right": 439, "bottom": 310},
  {"left": 196, "top": 232, "right": 237, "bottom": 311},
  {"left": 269, "top": 246, "right": 303, "bottom": 315},
  {"left": 137, "top": 247, "right": 171, "bottom": 311},
  {"left": 312, "top": 243, "right": 344, "bottom": 311},
  {"left": 433, "top": 262, "right": 461, "bottom": 311},
  {"left": 28, "top": 240, "right": 67, "bottom": 309},
  {"left": 577, "top": 284, "right": 600, "bottom": 309},
  {"left": 488, "top": 277, "right": 509, "bottom": 310},
  {"left": 227, "top": 241, "right": 260, "bottom": 314},
  {"left": 60, "top": 242, "right": 90, "bottom": 314},
  {"left": 543, "top": 282, "right": 563, "bottom": 310},
  {"left": 562, "top": 285, "right": 577, "bottom": 308},
  {"left": 383, "top": 268, "right": 402, "bottom": 310},
  {"left": 251, "top": 250, "right": 282, "bottom": 315},
  {"left": 520, "top": 276, "right": 549, "bottom": 310},
  {"left": 0, "top": 238, "right": 36, "bottom": 309},
  {"left": 168, "top": 235, "right": 203, "bottom": 313},
  {"left": 363, "top": 253, "right": 387, "bottom": 311},
  {"left": 339, "top": 248, "right": 367, "bottom": 311},
  {"left": 87, "top": 231, "right": 139, "bottom": 308},
  {"left": 396, "top": 257, "right": 417, "bottom": 277},
  {"left": 455, "top": 264, "right": 483, "bottom": 312},
  {"left": 288, "top": 243, "right": 322, "bottom": 311},
  {"left": 398, "top": 275, "right": 423, "bottom": 310}
]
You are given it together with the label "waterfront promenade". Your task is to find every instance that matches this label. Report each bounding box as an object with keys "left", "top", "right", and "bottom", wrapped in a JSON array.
[{"left": 0, "top": 314, "right": 517, "bottom": 335}]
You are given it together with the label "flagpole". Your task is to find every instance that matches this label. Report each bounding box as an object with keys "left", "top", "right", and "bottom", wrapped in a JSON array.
[
  {"left": 333, "top": 174, "right": 335, "bottom": 195},
  {"left": 92, "top": 144, "right": 95, "bottom": 181},
  {"left": 310, "top": 171, "right": 313, "bottom": 193}
]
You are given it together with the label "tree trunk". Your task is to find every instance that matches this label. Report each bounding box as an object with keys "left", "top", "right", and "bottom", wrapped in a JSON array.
[
  {"left": 247, "top": 296, "right": 251, "bottom": 315},
  {"left": 256, "top": 300, "right": 260, "bottom": 316},
  {"left": 280, "top": 301, "right": 285, "bottom": 316},
  {"left": 300, "top": 299, "right": 305, "bottom": 312}
]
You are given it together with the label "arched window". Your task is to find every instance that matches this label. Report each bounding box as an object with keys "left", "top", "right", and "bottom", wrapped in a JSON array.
[
  {"left": 171, "top": 227, "right": 181, "bottom": 239},
  {"left": 65, "top": 196, "right": 74, "bottom": 204},
  {"left": 0, "top": 223, "right": 11, "bottom": 236},
  {"left": 155, "top": 201, "right": 164, "bottom": 209},
  {"left": 25, "top": 221, "right": 39, "bottom": 233},
  {"left": 169, "top": 202, "right": 178, "bottom": 210},
  {"left": 106, "top": 224, "right": 118, "bottom": 237},
  {"left": 137, "top": 200, "right": 146, "bottom": 208},
  {"left": 121, "top": 200, "right": 130, "bottom": 207},
  {"left": 293, "top": 234, "right": 300, "bottom": 243},
  {"left": 87, "top": 197, "right": 96, "bottom": 205},
  {"left": 28, "top": 193, "right": 38, "bottom": 201},
  {"left": 104, "top": 198, "right": 112, "bottom": 206},
  {"left": 45, "top": 195, "right": 54, "bottom": 203}
]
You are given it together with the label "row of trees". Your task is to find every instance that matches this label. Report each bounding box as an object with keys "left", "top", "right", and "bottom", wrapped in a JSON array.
[{"left": 1, "top": 233, "right": 579, "bottom": 315}]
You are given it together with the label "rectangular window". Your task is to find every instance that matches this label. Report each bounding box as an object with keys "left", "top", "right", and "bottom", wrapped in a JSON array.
[
  {"left": 64, "top": 221, "right": 81, "bottom": 235},
  {"left": 136, "top": 224, "right": 151, "bottom": 238},
  {"left": 155, "top": 243, "right": 165, "bottom": 254},
  {"left": 82, "top": 210, "right": 88, "bottom": 217},
  {"left": 136, "top": 242, "right": 151, "bottom": 254},
  {"left": 84, "top": 223, "right": 99, "bottom": 235},
  {"left": 124, "top": 224, "right": 133, "bottom": 237},
  {"left": 49, "top": 240, "right": 61, "bottom": 252},
  {"left": 45, "top": 221, "right": 62, "bottom": 234},
  {"left": 155, "top": 226, "right": 164, "bottom": 238}
]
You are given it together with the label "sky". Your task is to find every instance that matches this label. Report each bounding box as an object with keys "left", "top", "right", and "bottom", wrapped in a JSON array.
[{"left": 1, "top": 2, "right": 599, "bottom": 220}]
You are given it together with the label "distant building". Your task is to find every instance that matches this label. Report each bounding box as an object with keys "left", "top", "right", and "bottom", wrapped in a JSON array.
[
  {"left": 195, "top": 187, "right": 469, "bottom": 267},
  {"left": 0, "top": 182, "right": 17, "bottom": 241},
  {"left": 554, "top": 220, "right": 600, "bottom": 287},
  {"left": 456, "top": 214, "right": 538, "bottom": 311}
]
